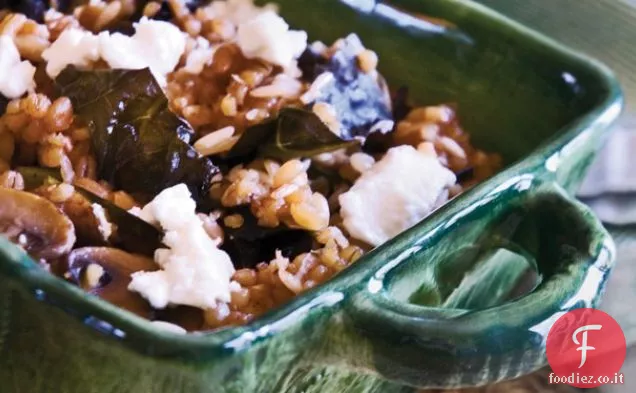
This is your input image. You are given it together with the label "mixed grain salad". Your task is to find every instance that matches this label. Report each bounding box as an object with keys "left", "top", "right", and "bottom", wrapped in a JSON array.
[{"left": 0, "top": 0, "right": 501, "bottom": 332}]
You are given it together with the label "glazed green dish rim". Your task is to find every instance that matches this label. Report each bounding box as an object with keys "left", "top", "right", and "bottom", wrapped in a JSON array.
[{"left": 0, "top": 0, "right": 624, "bottom": 386}]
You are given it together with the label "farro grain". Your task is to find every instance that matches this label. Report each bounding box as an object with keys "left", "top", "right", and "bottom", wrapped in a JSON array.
[
  {"left": 0, "top": 13, "right": 26, "bottom": 37},
  {"left": 230, "top": 287, "right": 250, "bottom": 308},
  {"left": 193, "top": 126, "right": 235, "bottom": 156},
  {"left": 223, "top": 214, "right": 244, "bottom": 229},
  {"left": 142, "top": 2, "right": 162, "bottom": 18},
  {"left": 0, "top": 160, "right": 9, "bottom": 175},
  {"left": 234, "top": 269, "right": 258, "bottom": 287},
  {"left": 183, "top": 17, "right": 202, "bottom": 36},
  {"left": 424, "top": 105, "right": 453, "bottom": 123},
  {"left": 302, "top": 279, "right": 317, "bottom": 290},
  {"left": 273, "top": 159, "right": 305, "bottom": 188},
  {"left": 49, "top": 183, "right": 75, "bottom": 203},
  {"left": 357, "top": 49, "right": 378, "bottom": 73},
  {"left": 349, "top": 152, "right": 375, "bottom": 173},
  {"left": 308, "top": 264, "right": 330, "bottom": 282},
  {"left": 38, "top": 144, "right": 64, "bottom": 167},
  {"left": 417, "top": 141, "right": 437, "bottom": 157},
  {"left": 21, "top": 120, "right": 45, "bottom": 144},
  {"left": 112, "top": 191, "right": 137, "bottom": 210},
  {"left": 94, "top": 0, "right": 122, "bottom": 31},
  {"left": 438, "top": 136, "right": 467, "bottom": 159},
  {"left": 45, "top": 133, "right": 72, "bottom": 150},
  {"left": 70, "top": 127, "right": 90, "bottom": 142},
  {"left": 45, "top": 97, "right": 74, "bottom": 133},
  {"left": 419, "top": 123, "right": 440, "bottom": 141},
  {"left": 183, "top": 105, "right": 215, "bottom": 127},
  {"left": 290, "top": 192, "right": 329, "bottom": 231},
  {"left": 0, "top": 170, "right": 25, "bottom": 190},
  {"left": 13, "top": 34, "right": 49, "bottom": 61},
  {"left": 316, "top": 227, "right": 349, "bottom": 248},
  {"left": 73, "top": 179, "right": 111, "bottom": 201},
  {"left": 60, "top": 154, "right": 75, "bottom": 183},
  {"left": 341, "top": 245, "right": 363, "bottom": 263},
  {"left": 337, "top": 163, "right": 359, "bottom": 182},
  {"left": 220, "top": 95, "right": 238, "bottom": 116},
  {"left": 312, "top": 102, "right": 340, "bottom": 134},
  {"left": 3, "top": 111, "right": 29, "bottom": 132}
]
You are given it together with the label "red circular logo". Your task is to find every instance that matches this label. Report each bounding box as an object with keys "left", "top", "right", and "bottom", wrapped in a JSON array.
[{"left": 546, "top": 308, "right": 626, "bottom": 388}]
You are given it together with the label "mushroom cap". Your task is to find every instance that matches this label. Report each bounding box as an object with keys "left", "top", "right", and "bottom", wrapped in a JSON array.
[
  {"left": 0, "top": 188, "right": 76, "bottom": 259},
  {"left": 67, "top": 247, "right": 157, "bottom": 318}
]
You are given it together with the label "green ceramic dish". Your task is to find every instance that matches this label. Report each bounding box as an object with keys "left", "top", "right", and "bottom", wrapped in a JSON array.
[{"left": 0, "top": 0, "right": 624, "bottom": 392}]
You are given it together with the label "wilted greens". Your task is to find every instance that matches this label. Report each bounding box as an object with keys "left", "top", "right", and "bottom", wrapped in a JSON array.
[
  {"left": 54, "top": 66, "right": 218, "bottom": 203},
  {"left": 225, "top": 107, "right": 358, "bottom": 161},
  {"left": 18, "top": 166, "right": 163, "bottom": 256},
  {"left": 219, "top": 206, "right": 314, "bottom": 269}
]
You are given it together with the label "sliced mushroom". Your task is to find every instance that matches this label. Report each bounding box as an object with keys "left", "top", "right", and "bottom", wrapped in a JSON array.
[
  {"left": 0, "top": 188, "right": 76, "bottom": 259},
  {"left": 34, "top": 185, "right": 113, "bottom": 247},
  {"left": 67, "top": 247, "right": 157, "bottom": 318}
]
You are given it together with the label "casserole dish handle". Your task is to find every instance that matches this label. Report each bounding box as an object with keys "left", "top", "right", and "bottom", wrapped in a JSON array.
[{"left": 346, "top": 181, "right": 615, "bottom": 388}]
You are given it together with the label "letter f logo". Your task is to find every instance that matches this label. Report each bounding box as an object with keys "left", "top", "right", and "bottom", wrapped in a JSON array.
[{"left": 572, "top": 324, "right": 603, "bottom": 368}]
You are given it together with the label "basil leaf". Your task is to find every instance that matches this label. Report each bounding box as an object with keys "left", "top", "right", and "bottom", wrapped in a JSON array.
[
  {"left": 298, "top": 34, "right": 393, "bottom": 140},
  {"left": 17, "top": 166, "right": 60, "bottom": 190},
  {"left": 54, "top": 67, "right": 218, "bottom": 203},
  {"left": 224, "top": 119, "right": 276, "bottom": 160},
  {"left": 225, "top": 107, "right": 357, "bottom": 161},
  {"left": 17, "top": 166, "right": 163, "bottom": 256}
]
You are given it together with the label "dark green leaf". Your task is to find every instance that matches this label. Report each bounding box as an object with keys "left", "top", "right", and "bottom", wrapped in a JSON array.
[
  {"left": 224, "top": 119, "right": 276, "bottom": 160},
  {"left": 298, "top": 34, "right": 393, "bottom": 139},
  {"left": 17, "top": 166, "right": 60, "bottom": 190},
  {"left": 17, "top": 166, "right": 163, "bottom": 257},
  {"left": 225, "top": 107, "right": 357, "bottom": 161},
  {"left": 219, "top": 206, "right": 313, "bottom": 269},
  {"left": 54, "top": 66, "right": 218, "bottom": 203}
]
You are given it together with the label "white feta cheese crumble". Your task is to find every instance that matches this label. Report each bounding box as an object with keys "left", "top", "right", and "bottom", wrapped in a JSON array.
[
  {"left": 42, "top": 28, "right": 101, "bottom": 79},
  {"left": 91, "top": 203, "right": 113, "bottom": 241},
  {"left": 100, "top": 17, "right": 187, "bottom": 85},
  {"left": 204, "top": 0, "right": 278, "bottom": 26},
  {"left": 184, "top": 38, "right": 217, "bottom": 74},
  {"left": 128, "top": 184, "right": 236, "bottom": 310},
  {"left": 0, "top": 35, "right": 36, "bottom": 98},
  {"left": 236, "top": 11, "right": 307, "bottom": 68},
  {"left": 339, "top": 145, "right": 456, "bottom": 247},
  {"left": 43, "top": 18, "right": 186, "bottom": 85}
]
